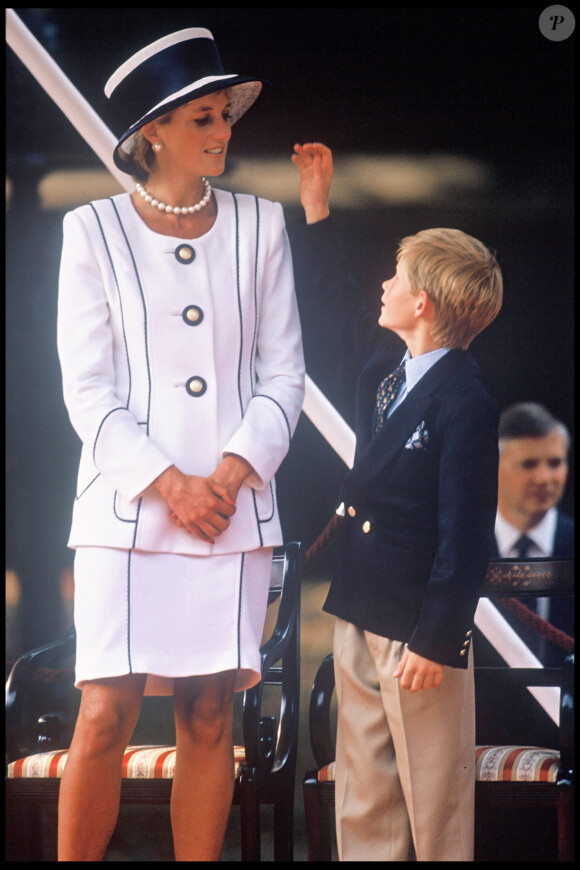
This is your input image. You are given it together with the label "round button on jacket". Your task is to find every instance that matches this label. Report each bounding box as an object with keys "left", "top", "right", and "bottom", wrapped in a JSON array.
[
  {"left": 174, "top": 244, "right": 195, "bottom": 264},
  {"left": 182, "top": 305, "right": 204, "bottom": 326},
  {"left": 185, "top": 376, "right": 207, "bottom": 397}
]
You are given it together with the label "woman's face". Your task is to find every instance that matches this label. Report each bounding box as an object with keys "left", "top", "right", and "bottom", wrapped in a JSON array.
[{"left": 150, "top": 90, "right": 233, "bottom": 178}]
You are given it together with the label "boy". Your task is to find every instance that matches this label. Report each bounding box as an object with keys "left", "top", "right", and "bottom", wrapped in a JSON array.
[{"left": 289, "top": 143, "right": 503, "bottom": 861}]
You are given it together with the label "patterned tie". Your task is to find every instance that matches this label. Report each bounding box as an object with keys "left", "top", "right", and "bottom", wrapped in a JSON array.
[
  {"left": 514, "top": 535, "right": 533, "bottom": 559},
  {"left": 374, "top": 362, "right": 406, "bottom": 432},
  {"left": 514, "top": 534, "right": 546, "bottom": 659}
]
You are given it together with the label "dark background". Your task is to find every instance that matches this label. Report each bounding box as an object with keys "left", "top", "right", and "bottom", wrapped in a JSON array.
[{"left": 6, "top": 8, "right": 574, "bottom": 654}]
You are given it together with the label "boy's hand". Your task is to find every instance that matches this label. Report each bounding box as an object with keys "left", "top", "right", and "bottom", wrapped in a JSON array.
[
  {"left": 291, "top": 142, "right": 333, "bottom": 224},
  {"left": 393, "top": 648, "right": 444, "bottom": 692}
]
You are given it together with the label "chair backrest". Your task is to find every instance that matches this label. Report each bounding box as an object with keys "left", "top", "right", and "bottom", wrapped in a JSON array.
[
  {"left": 475, "top": 558, "right": 574, "bottom": 782},
  {"left": 242, "top": 541, "right": 303, "bottom": 776},
  {"left": 481, "top": 557, "right": 573, "bottom": 602},
  {"left": 5, "top": 626, "right": 78, "bottom": 762},
  {"left": 5, "top": 542, "right": 304, "bottom": 773}
]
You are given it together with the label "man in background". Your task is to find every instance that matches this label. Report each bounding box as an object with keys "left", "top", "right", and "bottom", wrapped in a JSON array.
[
  {"left": 494, "top": 402, "right": 573, "bottom": 664},
  {"left": 495, "top": 401, "right": 573, "bottom": 561},
  {"left": 473, "top": 402, "right": 573, "bottom": 749}
]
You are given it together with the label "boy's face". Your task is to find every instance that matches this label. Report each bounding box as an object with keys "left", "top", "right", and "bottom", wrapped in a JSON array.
[{"left": 378, "top": 257, "right": 417, "bottom": 334}]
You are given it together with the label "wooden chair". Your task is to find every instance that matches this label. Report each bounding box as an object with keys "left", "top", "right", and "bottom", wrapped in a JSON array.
[
  {"left": 302, "top": 558, "right": 574, "bottom": 862},
  {"left": 5, "top": 541, "right": 303, "bottom": 862}
]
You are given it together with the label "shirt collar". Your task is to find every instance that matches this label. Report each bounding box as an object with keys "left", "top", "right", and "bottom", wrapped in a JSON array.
[
  {"left": 402, "top": 347, "right": 450, "bottom": 395},
  {"left": 494, "top": 508, "right": 558, "bottom": 558}
]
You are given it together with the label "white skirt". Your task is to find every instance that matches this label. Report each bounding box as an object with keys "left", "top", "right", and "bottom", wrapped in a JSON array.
[{"left": 72, "top": 546, "right": 273, "bottom": 694}]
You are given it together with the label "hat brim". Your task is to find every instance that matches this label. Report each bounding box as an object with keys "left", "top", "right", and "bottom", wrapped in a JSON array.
[{"left": 114, "top": 76, "right": 264, "bottom": 174}]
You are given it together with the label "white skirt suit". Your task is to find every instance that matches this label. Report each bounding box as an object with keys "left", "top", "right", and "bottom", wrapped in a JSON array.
[{"left": 57, "top": 189, "right": 305, "bottom": 693}]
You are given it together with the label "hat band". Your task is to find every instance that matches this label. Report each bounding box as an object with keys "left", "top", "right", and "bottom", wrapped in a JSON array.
[{"left": 145, "top": 74, "right": 239, "bottom": 119}]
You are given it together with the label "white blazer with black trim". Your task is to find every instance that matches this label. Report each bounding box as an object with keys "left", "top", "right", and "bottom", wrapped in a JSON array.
[{"left": 57, "top": 189, "right": 305, "bottom": 555}]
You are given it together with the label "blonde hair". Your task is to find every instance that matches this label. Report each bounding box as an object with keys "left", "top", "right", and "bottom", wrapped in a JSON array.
[
  {"left": 124, "top": 109, "right": 174, "bottom": 183},
  {"left": 125, "top": 129, "right": 156, "bottom": 182},
  {"left": 397, "top": 228, "right": 503, "bottom": 349}
]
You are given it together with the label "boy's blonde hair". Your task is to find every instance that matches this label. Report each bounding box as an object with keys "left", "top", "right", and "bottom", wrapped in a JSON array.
[{"left": 397, "top": 228, "right": 503, "bottom": 349}]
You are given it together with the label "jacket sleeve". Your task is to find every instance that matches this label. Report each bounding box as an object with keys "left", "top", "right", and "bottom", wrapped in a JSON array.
[
  {"left": 57, "top": 209, "right": 173, "bottom": 503},
  {"left": 407, "top": 395, "right": 499, "bottom": 666},
  {"left": 287, "top": 215, "right": 390, "bottom": 376},
  {"left": 221, "top": 202, "right": 305, "bottom": 490}
]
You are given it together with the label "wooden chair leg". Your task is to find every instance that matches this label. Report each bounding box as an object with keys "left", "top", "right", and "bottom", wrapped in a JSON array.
[
  {"left": 557, "top": 785, "right": 574, "bottom": 862},
  {"left": 238, "top": 771, "right": 261, "bottom": 861},
  {"left": 303, "top": 777, "right": 334, "bottom": 862},
  {"left": 273, "top": 791, "right": 294, "bottom": 861},
  {"left": 303, "top": 779, "right": 323, "bottom": 861}
]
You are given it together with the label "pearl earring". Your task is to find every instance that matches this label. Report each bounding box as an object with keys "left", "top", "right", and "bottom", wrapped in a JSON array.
[{"left": 152, "top": 142, "right": 162, "bottom": 153}]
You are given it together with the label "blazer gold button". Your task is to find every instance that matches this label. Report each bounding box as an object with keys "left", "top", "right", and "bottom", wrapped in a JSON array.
[
  {"left": 175, "top": 244, "right": 195, "bottom": 264},
  {"left": 182, "top": 305, "right": 204, "bottom": 325},
  {"left": 460, "top": 649, "right": 467, "bottom": 655},
  {"left": 362, "top": 520, "right": 371, "bottom": 534},
  {"left": 463, "top": 639, "right": 470, "bottom": 647},
  {"left": 347, "top": 506, "right": 356, "bottom": 517},
  {"left": 186, "top": 376, "right": 207, "bottom": 397}
]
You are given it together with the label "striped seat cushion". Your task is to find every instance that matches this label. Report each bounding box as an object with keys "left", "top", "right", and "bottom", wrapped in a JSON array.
[
  {"left": 7, "top": 745, "right": 247, "bottom": 780},
  {"left": 475, "top": 746, "right": 560, "bottom": 783},
  {"left": 317, "top": 747, "right": 560, "bottom": 785},
  {"left": 317, "top": 761, "right": 335, "bottom": 783}
]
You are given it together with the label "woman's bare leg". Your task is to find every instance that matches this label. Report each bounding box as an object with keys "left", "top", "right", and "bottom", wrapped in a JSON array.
[
  {"left": 57, "top": 674, "right": 146, "bottom": 861},
  {"left": 171, "top": 671, "right": 237, "bottom": 861}
]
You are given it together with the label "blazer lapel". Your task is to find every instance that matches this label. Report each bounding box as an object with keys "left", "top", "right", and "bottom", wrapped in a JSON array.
[{"left": 345, "top": 349, "right": 468, "bottom": 496}]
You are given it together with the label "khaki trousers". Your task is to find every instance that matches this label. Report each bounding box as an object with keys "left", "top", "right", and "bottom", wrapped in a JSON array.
[{"left": 333, "top": 618, "right": 475, "bottom": 861}]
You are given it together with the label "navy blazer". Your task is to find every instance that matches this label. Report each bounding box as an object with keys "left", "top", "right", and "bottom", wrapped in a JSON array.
[{"left": 288, "top": 216, "right": 499, "bottom": 669}]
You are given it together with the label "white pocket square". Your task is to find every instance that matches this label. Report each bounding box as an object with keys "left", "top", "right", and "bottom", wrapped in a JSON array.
[{"left": 405, "top": 420, "right": 430, "bottom": 449}]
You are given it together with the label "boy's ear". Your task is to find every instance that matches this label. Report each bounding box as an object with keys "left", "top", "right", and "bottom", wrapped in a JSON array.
[{"left": 414, "top": 290, "right": 435, "bottom": 319}]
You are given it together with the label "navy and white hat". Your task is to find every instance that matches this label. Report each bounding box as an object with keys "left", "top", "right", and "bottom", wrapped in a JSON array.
[{"left": 105, "top": 28, "right": 264, "bottom": 174}]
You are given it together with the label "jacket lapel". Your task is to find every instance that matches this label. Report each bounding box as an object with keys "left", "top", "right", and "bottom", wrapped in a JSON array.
[{"left": 344, "top": 349, "right": 468, "bottom": 497}]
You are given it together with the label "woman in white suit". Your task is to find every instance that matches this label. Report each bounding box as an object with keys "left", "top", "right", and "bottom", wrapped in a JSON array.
[{"left": 56, "top": 28, "right": 304, "bottom": 860}]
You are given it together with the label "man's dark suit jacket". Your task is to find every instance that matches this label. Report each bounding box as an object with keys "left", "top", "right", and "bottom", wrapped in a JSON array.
[
  {"left": 551, "top": 510, "right": 575, "bottom": 558},
  {"left": 288, "top": 216, "right": 499, "bottom": 670}
]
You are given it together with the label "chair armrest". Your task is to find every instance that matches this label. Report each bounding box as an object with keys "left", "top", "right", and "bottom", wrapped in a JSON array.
[{"left": 309, "top": 653, "right": 336, "bottom": 769}]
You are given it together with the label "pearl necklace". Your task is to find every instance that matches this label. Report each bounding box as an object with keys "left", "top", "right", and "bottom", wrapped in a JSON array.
[{"left": 135, "top": 178, "right": 212, "bottom": 215}]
